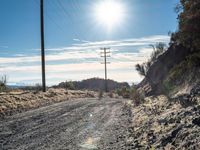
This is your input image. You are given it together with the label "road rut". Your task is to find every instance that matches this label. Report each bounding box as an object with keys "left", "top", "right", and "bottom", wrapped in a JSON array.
[{"left": 0, "top": 98, "right": 128, "bottom": 150}]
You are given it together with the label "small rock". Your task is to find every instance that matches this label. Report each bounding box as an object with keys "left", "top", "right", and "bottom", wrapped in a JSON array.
[{"left": 192, "top": 117, "right": 200, "bottom": 126}]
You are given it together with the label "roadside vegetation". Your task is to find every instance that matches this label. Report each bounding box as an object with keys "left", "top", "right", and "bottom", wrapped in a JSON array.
[
  {"left": 163, "top": 52, "right": 200, "bottom": 94},
  {"left": 0, "top": 75, "right": 8, "bottom": 93},
  {"left": 167, "top": 52, "right": 200, "bottom": 82},
  {"left": 20, "top": 83, "right": 43, "bottom": 93},
  {"left": 98, "top": 90, "right": 103, "bottom": 99},
  {"left": 164, "top": 0, "right": 200, "bottom": 94},
  {"left": 0, "top": 88, "right": 97, "bottom": 118},
  {"left": 116, "top": 85, "right": 145, "bottom": 106}
]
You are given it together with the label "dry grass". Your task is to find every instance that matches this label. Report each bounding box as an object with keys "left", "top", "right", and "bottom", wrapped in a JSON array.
[
  {"left": 128, "top": 95, "right": 200, "bottom": 149},
  {"left": 0, "top": 88, "right": 97, "bottom": 117}
]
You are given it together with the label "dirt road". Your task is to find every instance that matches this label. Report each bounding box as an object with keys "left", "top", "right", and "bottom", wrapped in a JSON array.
[{"left": 0, "top": 98, "right": 130, "bottom": 150}]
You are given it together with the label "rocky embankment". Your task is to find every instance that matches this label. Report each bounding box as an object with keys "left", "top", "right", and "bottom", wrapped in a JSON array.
[{"left": 103, "top": 84, "right": 200, "bottom": 149}]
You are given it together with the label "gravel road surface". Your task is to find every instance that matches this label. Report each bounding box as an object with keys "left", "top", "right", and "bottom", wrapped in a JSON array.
[{"left": 0, "top": 98, "right": 130, "bottom": 150}]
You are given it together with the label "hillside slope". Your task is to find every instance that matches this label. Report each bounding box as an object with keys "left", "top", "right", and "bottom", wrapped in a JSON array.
[
  {"left": 138, "top": 44, "right": 200, "bottom": 96},
  {"left": 138, "top": 0, "right": 200, "bottom": 96}
]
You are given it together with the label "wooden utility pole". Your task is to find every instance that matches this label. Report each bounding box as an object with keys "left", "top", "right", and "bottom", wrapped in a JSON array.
[
  {"left": 40, "top": 0, "right": 46, "bottom": 92},
  {"left": 100, "top": 48, "right": 110, "bottom": 92}
]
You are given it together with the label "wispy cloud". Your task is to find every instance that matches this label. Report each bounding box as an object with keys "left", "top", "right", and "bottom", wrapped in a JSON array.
[
  {"left": 71, "top": 35, "right": 169, "bottom": 49},
  {"left": 73, "top": 38, "right": 81, "bottom": 42},
  {"left": 36, "top": 35, "right": 169, "bottom": 52}
]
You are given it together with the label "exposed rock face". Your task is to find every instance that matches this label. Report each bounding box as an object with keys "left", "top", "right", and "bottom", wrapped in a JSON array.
[{"left": 138, "top": 44, "right": 190, "bottom": 95}]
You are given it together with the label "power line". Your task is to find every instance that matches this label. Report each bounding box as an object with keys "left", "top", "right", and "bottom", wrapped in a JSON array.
[
  {"left": 54, "top": 0, "right": 79, "bottom": 38},
  {"left": 34, "top": 0, "right": 70, "bottom": 35},
  {"left": 100, "top": 48, "right": 111, "bottom": 92}
]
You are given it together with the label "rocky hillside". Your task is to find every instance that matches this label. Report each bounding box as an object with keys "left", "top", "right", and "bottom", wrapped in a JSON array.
[
  {"left": 132, "top": 2, "right": 200, "bottom": 148},
  {"left": 126, "top": 89, "right": 200, "bottom": 149},
  {"left": 137, "top": 0, "right": 200, "bottom": 96},
  {"left": 138, "top": 44, "right": 200, "bottom": 96},
  {"left": 56, "top": 78, "right": 130, "bottom": 91},
  {"left": 110, "top": 84, "right": 200, "bottom": 149}
]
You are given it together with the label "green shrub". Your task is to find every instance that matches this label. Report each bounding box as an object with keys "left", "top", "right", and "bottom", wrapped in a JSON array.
[
  {"left": 130, "top": 86, "right": 144, "bottom": 106},
  {"left": 150, "top": 43, "right": 167, "bottom": 63},
  {"left": 168, "top": 52, "right": 200, "bottom": 82},
  {"left": 108, "top": 91, "right": 114, "bottom": 98},
  {"left": 116, "top": 88, "right": 122, "bottom": 96},
  {"left": 34, "top": 83, "right": 43, "bottom": 92},
  {"left": 20, "top": 84, "right": 42, "bottom": 92},
  {"left": 135, "top": 42, "right": 167, "bottom": 76},
  {"left": 121, "top": 87, "right": 130, "bottom": 98},
  {"left": 135, "top": 63, "right": 146, "bottom": 76},
  {"left": 162, "top": 80, "right": 175, "bottom": 95},
  {"left": 98, "top": 90, "right": 103, "bottom": 99},
  {"left": 64, "top": 81, "right": 75, "bottom": 90},
  {"left": 0, "top": 75, "right": 7, "bottom": 92}
]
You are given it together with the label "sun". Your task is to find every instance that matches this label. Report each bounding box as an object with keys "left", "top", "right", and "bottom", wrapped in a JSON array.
[{"left": 94, "top": 0, "right": 125, "bottom": 30}]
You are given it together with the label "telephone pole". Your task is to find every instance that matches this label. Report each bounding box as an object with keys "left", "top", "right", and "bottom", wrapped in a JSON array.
[
  {"left": 40, "top": 0, "right": 46, "bottom": 92},
  {"left": 100, "top": 48, "right": 110, "bottom": 92}
]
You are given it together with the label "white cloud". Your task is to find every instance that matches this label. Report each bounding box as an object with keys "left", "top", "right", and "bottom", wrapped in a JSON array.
[
  {"left": 33, "top": 35, "right": 169, "bottom": 52},
  {"left": 1, "top": 62, "right": 142, "bottom": 85},
  {"left": 73, "top": 38, "right": 81, "bottom": 42}
]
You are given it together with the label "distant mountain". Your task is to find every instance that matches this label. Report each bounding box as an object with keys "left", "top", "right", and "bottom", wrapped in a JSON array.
[
  {"left": 56, "top": 78, "right": 130, "bottom": 91},
  {"left": 7, "top": 82, "right": 28, "bottom": 89}
]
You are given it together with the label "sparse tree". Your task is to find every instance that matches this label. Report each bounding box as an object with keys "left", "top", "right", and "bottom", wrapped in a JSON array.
[
  {"left": 0, "top": 75, "right": 8, "bottom": 92},
  {"left": 135, "top": 42, "right": 167, "bottom": 76},
  {"left": 135, "top": 63, "right": 146, "bottom": 76},
  {"left": 150, "top": 43, "right": 167, "bottom": 63},
  {"left": 172, "top": 0, "right": 200, "bottom": 51}
]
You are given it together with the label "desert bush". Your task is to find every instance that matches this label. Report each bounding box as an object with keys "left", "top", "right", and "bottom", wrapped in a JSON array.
[
  {"left": 162, "top": 80, "right": 176, "bottom": 97},
  {"left": 56, "top": 81, "right": 75, "bottom": 90},
  {"left": 116, "top": 87, "right": 131, "bottom": 98},
  {"left": 22, "top": 83, "right": 43, "bottom": 93},
  {"left": 108, "top": 91, "right": 114, "bottom": 98},
  {"left": 0, "top": 75, "right": 7, "bottom": 92},
  {"left": 121, "top": 87, "right": 130, "bottom": 98},
  {"left": 64, "top": 81, "right": 75, "bottom": 90},
  {"left": 98, "top": 90, "right": 103, "bottom": 99},
  {"left": 136, "top": 42, "right": 167, "bottom": 76},
  {"left": 168, "top": 52, "right": 200, "bottom": 82},
  {"left": 150, "top": 43, "right": 167, "bottom": 63},
  {"left": 116, "top": 88, "right": 122, "bottom": 96},
  {"left": 130, "top": 86, "right": 145, "bottom": 106},
  {"left": 35, "top": 83, "right": 43, "bottom": 92},
  {"left": 135, "top": 63, "right": 146, "bottom": 76}
]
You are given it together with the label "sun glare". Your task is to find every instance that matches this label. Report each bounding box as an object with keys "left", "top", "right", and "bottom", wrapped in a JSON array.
[{"left": 94, "top": 0, "right": 125, "bottom": 30}]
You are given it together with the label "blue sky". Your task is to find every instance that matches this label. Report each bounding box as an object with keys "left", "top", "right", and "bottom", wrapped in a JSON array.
[{"left": 0, "top": 0, "right": 179, "bottom": 85}]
